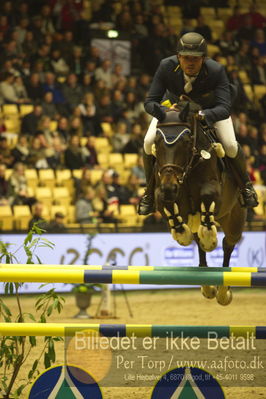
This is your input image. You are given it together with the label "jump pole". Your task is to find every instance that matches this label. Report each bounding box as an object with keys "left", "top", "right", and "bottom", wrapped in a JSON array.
[
  {"left": 0, "top": 264, "right": 266, "bottom": 273},
  {"left": 0, "top": 269, "right": 266, "bottom": 286},
  {"left": 0, "top": 323, "right": 265, "bottom": 338}
]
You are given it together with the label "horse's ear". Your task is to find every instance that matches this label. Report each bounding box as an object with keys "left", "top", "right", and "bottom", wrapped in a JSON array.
[{"left": 179, "top": 102, "right": 190, "bottom": 122}]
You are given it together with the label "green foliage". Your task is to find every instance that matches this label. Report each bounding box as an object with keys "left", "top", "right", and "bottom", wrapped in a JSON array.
[{"left": 0, "top": 223, "right": 65, "bottom": 399}]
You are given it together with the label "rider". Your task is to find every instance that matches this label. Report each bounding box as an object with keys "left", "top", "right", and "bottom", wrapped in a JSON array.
[{"left": 138, "top": 32, "right": 259, "bottom": 215}]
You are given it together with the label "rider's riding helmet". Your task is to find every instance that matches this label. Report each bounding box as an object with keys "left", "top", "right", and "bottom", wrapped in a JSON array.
[{"left": 177, "top": 32, "right": 207, "bottom": 56}]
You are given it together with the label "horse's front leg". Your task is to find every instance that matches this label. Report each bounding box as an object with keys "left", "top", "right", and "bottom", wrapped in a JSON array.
[
  {"left": 164, "top": 204, "right": 193, "bottom": 246},
  {"left": 197, "top": 181, "right": 219, "bottom": 252}
]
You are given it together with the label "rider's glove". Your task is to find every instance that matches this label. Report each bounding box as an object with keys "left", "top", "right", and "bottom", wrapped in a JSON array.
[
  {"left": 153, "top": 103, "right": 166, "bottom": 122},
  {"left": 196, "top": 110, "right": 205, "bottom": 121}
]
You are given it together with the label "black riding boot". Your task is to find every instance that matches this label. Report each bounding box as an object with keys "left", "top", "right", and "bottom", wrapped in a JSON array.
[
  {"left": 228, "top": 144, "right": 259, "bottom": 208},
  {"left": 137, "top": 152, "right": 155, "bottom": 215}
]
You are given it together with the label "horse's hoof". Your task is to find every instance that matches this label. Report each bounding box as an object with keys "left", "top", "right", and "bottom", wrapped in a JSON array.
[
  {"left": 201, "top": 285, "right": 217, "bottom": 299},
  {"left": 174, "top": 223, "right": 193, "bottom": 246},
  {"left": 216, "top": 286, "right": 233, "bottom": 306},
  {"left": 198, "top": 225, "right": 217, "bottom": 252}
]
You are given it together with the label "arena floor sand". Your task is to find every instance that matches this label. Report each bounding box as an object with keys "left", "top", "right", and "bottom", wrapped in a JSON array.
[{"left": 1, "top": 288, "right": 266, "bottom": 399}]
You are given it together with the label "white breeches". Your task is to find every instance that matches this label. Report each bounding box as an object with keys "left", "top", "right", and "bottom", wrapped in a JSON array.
[{"left": 144, "top": 116, "right": 238, "bottom": 158}]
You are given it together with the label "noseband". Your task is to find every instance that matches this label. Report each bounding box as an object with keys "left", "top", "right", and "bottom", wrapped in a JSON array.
[{"left": 157, "top": 116, "right": 198, "bottom": 185}]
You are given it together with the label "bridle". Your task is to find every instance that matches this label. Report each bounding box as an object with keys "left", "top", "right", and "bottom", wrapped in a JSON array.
[{"left": 157, "top": 116, "right": 198, "bottom": 185}]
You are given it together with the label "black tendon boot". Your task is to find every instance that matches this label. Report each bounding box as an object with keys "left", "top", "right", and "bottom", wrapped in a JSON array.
[
  {"left": 228, "top": 144, "right": 259, "bottom": 208},
  {"left": 137, "top": 152, "right": 155, "bottom": 215}
]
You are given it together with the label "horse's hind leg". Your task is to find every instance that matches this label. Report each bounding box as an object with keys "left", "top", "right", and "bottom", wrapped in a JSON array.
[
  {"left": 194, "top": 233, "right": 217, "bottom": 300},
  {"left": 216, "top": 205, "right": 246, "bottom": 306}
]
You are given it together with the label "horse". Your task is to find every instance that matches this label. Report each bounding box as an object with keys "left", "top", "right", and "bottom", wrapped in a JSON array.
[{"left": 153, "top": 101, "right": 247, "bottom": 306}]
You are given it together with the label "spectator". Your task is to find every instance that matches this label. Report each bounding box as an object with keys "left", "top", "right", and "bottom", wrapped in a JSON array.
[
  {"left": 41, "top": 91, "right": 60, "bottom": 120},
  {"left": 75, "top": 187, "right": 98, "bottom": 224},
  {"left": 111, "top": 89, "right": 125, "bottom": 123},
  {"left": 95, "top": 59, "right": 112, "bottom": 89},
  {"left": 50, "top": 49, "right": 69, "bottom": 76},
  {"left": 142, "top": 210, "right": 168, "bottom": 232},
  {"left": 0, "top": 72, "right": 28, "bottom": 104},
  {"left": 40, "top": 4, "right": 56, "bottom": 35},
  {"left": 64, "top": 135, "right": 87, "bottom": 170},
  {"left": 194, "top": 15, "right": 212, "bottom": 42},
  {"left": 25, "top": 73, "right": 44, "bottom": 102},
  {"left": 47, "top": 211, "right": 67, "bottom": 233},
  {"left": 28, "top": 201, "right": 48, "bottom": 231},
  {"left": 111, "top": 121, "right": 130, "bottom": 152},
  {"left": 97, "top": 93, "right": 114, "bottom": 124},
  {"left": 75, "top": 168, "right": 94, "bottom": 199},
  {"left": 62, "top": 73, "right": 83, "bottom": 112},
  {"left": 56, "top": 116, "right": 70, "bottom": 142},
  {"left": 21, "top": 104, "right": 43, "bottom": 136},
  {"left": 258, "top": 144, "right": 266, "bottom": 185},
  {"left": 226, "top": 6, "right": 242, "bottom": 32},
  {"left": 42, "top": 72, "right": 66, "bottom": 112},
  {"left": 249, "top": 56, "right": 266, "bottom": 85},
  {"left": 8, "top": 162, "right": 36, "bottom": 206},
  {"left": 86, "top": 136, "right": 99, "bottom": 168},
  {"left": 22, "top": 30, "right": 38, "bottom": 57},
  {"left": 78, "top": 93, "right": 101, "bottom": 136},
  {"left": 122, "top": 123, "right": 144, "bottom": 154},
  {"left": 46, "top": 137, "right": 65, "bottom": 169},
  {"left": 69, "top": 116, "right": 83, "bottom": 137},
  {"left": 0, "top": 136, "right": 14, "bottom": 167},
  {"left": 243, "top": 4, "right": 266, "bottom": 29},
  {"left": 68, "top": 46, "right": 84, "bottom": 77},
  {"left": 11, "top": 135, "right": 29, "bottom": 164},
  {"left": 0, "top": 163, "right": 11, "bottom": 204},
  {"left": 251, "top": 29, "right": 266, "bottom": 57},
  {"left": 26, "top": 136, "right": 49, "bottom": 169},
  {"left": 131, "top": 154, "right": 146, "bottom": 186}
]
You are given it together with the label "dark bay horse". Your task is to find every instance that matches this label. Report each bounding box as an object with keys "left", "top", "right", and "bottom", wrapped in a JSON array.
[{"left": 153, "top": 103, "right": 247, "bottom": 305}]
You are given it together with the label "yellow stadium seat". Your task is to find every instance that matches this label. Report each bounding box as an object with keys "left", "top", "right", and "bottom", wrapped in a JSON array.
[
  {"left": 90, "top": 169, "right": 103, "bottom": 185},
  {"left": 67, "top": 205, "right": 76, "bottom": 223},
  {"left": 55, "top": 169, "right": 72, "bottom": 184},
  {"left": 124, "top": 153, "right": 138, "bottom": 169},
  {"left": 39, "top": 169, "right": 55, "bottom": 189},
  {"left": 5, "top": 169, "right": 12, "bottom": 179},
  {"left": 4, "top": 118, "right": 21, "bottom": 133},
  {"left": 2, "top": 104, "right": 19, "bottom": 116},
  {"left": 207, "top": 44, "right": 221, "bottom": 58},
  {"left": 49, "top": 121, "right": 58, "bottom": 132},
  {"left": 72, "top": 169, "right": 82, "bottom": 179},
  {"left": 13, "top": 205, "right": 31, "bottom": 230},
  {"left": 109, "top": 153, "right": 124, "bottom": 169},
  {"left": 243, "top": 84, "right": 254, "bottom": 101},
  {"left": 55, "top": 169, "right": 74, "bottom": 194},
  {"left": 25, "top": 169, "right": 39, "bottom": 189},
  {"left": 97, "top": 153, "right": 109, "bottom": 169},
  {"left": 0, "top": 205, "right": 13, "bottom": 230},
  {"left": 80, "top": 137, "right": 88, "bottom": 147},
  {"left": 35, "top": 187, "right": 53, "bottom": 207},
  {"left": 118, "top": 204, "right": 139, "bottom": 226},
  {"left": 217, "top": 7, "right": 233, "bottom": 22},
  {"left": 94, "top": 137, "right": 111, "bottom": 153},
  {"left": 200, "top": 7, "right": 216, "bottom": 18},
  {"left": 238, "top": 70, "right": 250, "bottom": 84},
  {"left": 52, "top": 187, "right": 71, "bottom": 206},
  {"left": 19, "top": 104, "right": 34, "bottom": 117},
  {"left": 254, "top": 85, "right": 266, "bottom": 101},
  {"left": 101, "top": 122, "right": 113, "bottom": 137}
]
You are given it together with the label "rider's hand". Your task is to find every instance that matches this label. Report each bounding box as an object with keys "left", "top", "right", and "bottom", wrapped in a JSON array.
[{"left": 195, "top": 110, "right": 205, "bottom": 121}]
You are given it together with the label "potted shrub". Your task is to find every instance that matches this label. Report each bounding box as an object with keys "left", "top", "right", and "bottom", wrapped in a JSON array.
[{"left": 72, "top": 283, "right": 102, "bottom": 319}]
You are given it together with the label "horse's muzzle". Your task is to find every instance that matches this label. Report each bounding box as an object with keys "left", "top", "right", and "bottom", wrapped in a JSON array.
[{"left": 160, "top": 183, "right": 179, "bottom": 202}]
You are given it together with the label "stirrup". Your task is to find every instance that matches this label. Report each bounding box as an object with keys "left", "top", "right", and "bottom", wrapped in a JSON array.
[
  {"left": 239, "top": 184, "right": 259, "bottom": 208},
  {"left": 137, "top": 194, "right": 155, "bottom": 215}
]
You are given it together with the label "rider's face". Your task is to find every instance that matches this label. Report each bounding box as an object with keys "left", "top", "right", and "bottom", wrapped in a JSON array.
[{"left": 178, "top": 55, "right": 204, "bottom": 76}]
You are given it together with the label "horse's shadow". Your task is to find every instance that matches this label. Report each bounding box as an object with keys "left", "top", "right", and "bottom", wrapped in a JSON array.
[{"left": 153, "top": 102, "right": 247, "bottom": 306}]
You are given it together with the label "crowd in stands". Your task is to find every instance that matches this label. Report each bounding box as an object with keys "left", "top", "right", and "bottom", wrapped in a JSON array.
[{"left": 0, "top": 0, "right": 266, "bottom": 230}]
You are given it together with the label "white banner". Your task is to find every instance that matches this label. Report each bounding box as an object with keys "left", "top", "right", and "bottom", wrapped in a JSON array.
[{"left": 0, "top": 232, "right": 265, "bottom": 293}]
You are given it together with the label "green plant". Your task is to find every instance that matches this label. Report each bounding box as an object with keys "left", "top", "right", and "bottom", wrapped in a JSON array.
[{"left": 0, "top": 223, "right": 65, "bottom": 399}]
